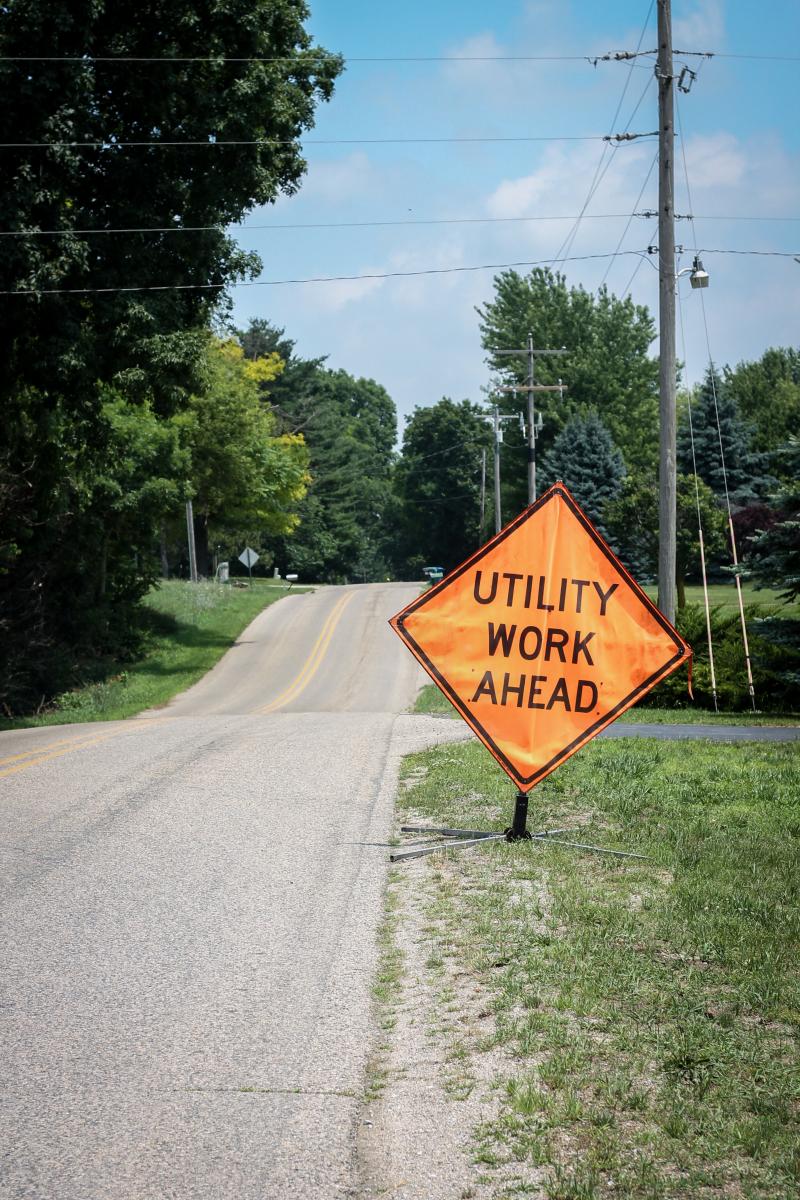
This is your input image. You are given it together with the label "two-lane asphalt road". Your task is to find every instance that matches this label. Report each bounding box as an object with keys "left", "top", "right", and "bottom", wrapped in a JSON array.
[{"left": 0, "top": 583, "right": 424, "bottom": 1200}]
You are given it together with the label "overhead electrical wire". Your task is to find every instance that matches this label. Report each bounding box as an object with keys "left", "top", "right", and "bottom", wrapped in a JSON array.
[
  {"left": 599, "top": 149, "right": 658, "bottom": 287},
  {"left": 1, "top": 133, "right": 623, "bottom": 150},
  {"left": 675, "top": 92, "right": 757, "bottom": 710},
  {"left": 3, "top": 51, "right": 798, "bottom": 64},
  {"left": 2, "top": 212, "right": 794, "bottom": 239},
  {"left": 549, "top": 0, "right": 655, "bottom": 272},
  {"left": 4, "top": 247, "right": 794, "bottom": 297},
  {"left": 676, "top": 274, "right": 719, "bottom": 712}
]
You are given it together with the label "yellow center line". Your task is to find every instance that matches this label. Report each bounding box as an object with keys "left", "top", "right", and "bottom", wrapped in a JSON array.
[
  {"left": 0, "top": 734, "right": 88, "bottom": 768},
  {"left": 0, "top": 724, "right": 139, "bottom": 782},
  {"left": 257, "top": 590, "right": 355, "bottom": 714}
]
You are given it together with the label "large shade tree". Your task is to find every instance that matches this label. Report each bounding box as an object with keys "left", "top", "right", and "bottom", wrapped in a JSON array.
[
  {"left": 478, "top": 267, "right": 659, "bottom": 520},
  {"left": 392, "top": 399, "right": 492, "bottom": 578},
  {"left": 0, "top": 2, "right": 341, "bottom": 712}
]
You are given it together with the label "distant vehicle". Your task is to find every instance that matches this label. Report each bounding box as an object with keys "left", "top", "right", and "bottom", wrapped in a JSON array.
[{"left": 423, "top": 565, "right": 444, "bottom": 581}]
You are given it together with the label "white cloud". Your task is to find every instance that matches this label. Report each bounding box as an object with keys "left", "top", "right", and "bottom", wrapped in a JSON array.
[
  {"left": 682, "top": 132, "right": 746, "bottom": 191},
  {"left": 673, "top": 0, "right": 725, "bottom": 48},
  {"left": 273, "top": 152, "right": 381, "bottom": 207}
]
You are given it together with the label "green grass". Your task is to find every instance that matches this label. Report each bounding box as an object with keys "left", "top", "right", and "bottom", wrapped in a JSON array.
[
  {"left": 643, "top": 583, "right": 798, "bottom": 616},
  {"left": 0, "top": 580, "right": 308, "bottom": 729},
  {"left": 396, "top": 737, "right": 800, "bottom": 1198},
  {"left": 412, "top": 683, "right": 800, "bottom": 726}
]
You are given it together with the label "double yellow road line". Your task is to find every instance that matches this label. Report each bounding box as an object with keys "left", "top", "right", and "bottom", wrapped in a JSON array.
[
  {"left": 257, "top": 590, "right": 354, "bottom": 714},
  {"left": 0, "top": 728, "right": 127, "bottom": 780}
]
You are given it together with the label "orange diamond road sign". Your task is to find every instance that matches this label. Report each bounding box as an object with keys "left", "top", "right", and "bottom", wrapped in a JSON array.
[{"left": 390, "top": 483, "right": 691, "bottom": 792}]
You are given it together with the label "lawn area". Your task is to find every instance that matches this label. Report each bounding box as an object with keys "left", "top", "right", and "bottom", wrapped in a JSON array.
[
  {"left": 0, "top": 580, "right": 307, "bottom": 729},
  {"left": 642, "top": 582, "right": 797, "bottom": 616},
  {"left": 388, "top": 735, "right": 800, "bottom": 1199},
  {"left": 412, "top": 683, "right": 800, "bottom": 726}
]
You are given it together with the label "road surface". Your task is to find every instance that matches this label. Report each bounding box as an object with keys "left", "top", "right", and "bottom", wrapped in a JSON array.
[
  {"left": 0, "top": 583, "right": 425, "bottom": 1200},
  {"left": 2, "top": 583, "right": 797, "bottom": 1199}
]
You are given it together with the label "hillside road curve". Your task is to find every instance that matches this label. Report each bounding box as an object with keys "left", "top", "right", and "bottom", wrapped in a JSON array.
[{"left": 0, "top": 583, "right": 432, "bottom": 1200}]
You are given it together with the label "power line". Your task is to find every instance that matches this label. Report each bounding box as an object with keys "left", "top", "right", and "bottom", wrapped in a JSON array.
[
  {"left": 550, "top": 0, "right": 655, "bottom": 271},
  {"left": 3, "top": 247, "right": 794, "bottom": 297},
  {"left": 599, "top": 149, "right": 658, "bottom": 287},
  {"left": 0, "top": 133, "right": 620, "bottom": 150},
  {"left": 1, "top": 251, "right": 646, "bottom": 295},
  {"left": 2, "top": 50, "right": 798, "bottom": 63},
  {"left": 2, "top": 211, "right": 794, "bottom": 238}
]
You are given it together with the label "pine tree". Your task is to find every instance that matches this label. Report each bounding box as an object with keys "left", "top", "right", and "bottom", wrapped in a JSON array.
[
  {"left": 539, "top": 412, "right": 625, "bottom": 532},
  {"left": 677, "top": 367, "right": 772, "bottom": 504}
]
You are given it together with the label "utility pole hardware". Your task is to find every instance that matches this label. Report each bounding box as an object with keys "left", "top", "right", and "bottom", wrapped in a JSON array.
[
  {"left": 657, "top": 0, "right": 677, "bottom": 623},
  {"left": 495, "top": 336, "right": 569, "bottom": 504}
]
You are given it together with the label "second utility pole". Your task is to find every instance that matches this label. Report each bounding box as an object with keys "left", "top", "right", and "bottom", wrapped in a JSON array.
[{"left": 657, "top": 0, "right": 677, "bottom": 624}]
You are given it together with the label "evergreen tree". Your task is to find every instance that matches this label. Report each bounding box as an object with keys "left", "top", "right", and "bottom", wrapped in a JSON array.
[
  {"left": 677, "top": 367, "right": 772, "bottom": 505},
  {"left": 539, "top": 412, "right": 625, "bottom": 533}
]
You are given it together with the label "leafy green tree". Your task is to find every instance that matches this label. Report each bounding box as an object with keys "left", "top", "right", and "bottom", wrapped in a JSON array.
[
  {"left": 392, "top": 399, "right": 492, "bottom": 577},
  {"left": 604, "top": 472, "right": 727, "bottom": 607},
  {"left": 179, "top": 339, "right": 309, "bottom": 574},
  {"left": 725, "top": 347, "right": 800, "bottom": 457},
  {"left": 0, "top": 2, "right": 341, "bottom": 711},
  {"left": 262, "top": 366, "right": 397, "bottom": 582},
  {"left": 478, "top": 267, "right": 659, "bottom": 520},
  {"left": 539, "top": 411, "right": 625, "bottom": 532},
  {"left": 744, "top": 438, "right": 800, "bottom": 603}
]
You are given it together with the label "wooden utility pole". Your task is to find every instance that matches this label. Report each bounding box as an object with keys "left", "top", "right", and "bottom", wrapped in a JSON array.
[
  {"left": 495, "top": 338, "right": 568, "bottom": 505},
  {"left": 493, "top": 406, "right": 502, "bottom": 534},
  {"left": 480, "top": 447, "right": 486, "bottom": 534},
  {"left": 185, "top": 499, "right": 199, "bottom": 583},
  {"left": 657, "top": 0, "right": 677, "bottom": 623}
]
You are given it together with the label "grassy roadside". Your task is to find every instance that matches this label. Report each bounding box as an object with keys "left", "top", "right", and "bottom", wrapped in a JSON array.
[
  {"left": 413, "top": 684, "right": 800, "bottom": 726},
  {"left": 0, "top": 580, "right": 309, "bottom": 730},
  {"left": 392, "top": 736, "right": 800, "bottom": 1199}
]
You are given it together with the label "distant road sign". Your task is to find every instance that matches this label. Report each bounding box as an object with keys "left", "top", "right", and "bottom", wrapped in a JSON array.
[
  {"left": 238, "top": 547, "right": 259, "bottom": 569},
  {"left": 390, "top": 483, "right": 690, "bottom": 792}
]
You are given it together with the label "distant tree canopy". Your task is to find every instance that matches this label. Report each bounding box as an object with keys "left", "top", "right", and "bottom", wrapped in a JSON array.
[
  {"left": 725, "top": 347, "right": 800, "bottom": 457},
  {"left": 391, "top": 399, "right": 492, "bottom": 578},
  {"left": 0, "top": 3, "right": 341, "bottom": 713},
  {"left": 478, "top": 267, "right": 659, "bottom": 519},
  {"left": 237, "top": 322, "right": 398, "bottom": 582}
]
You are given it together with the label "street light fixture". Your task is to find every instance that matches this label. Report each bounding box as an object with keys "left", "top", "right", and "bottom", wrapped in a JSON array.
[{"left": 689, "top": 255, "right": 709, "bottom": 289}]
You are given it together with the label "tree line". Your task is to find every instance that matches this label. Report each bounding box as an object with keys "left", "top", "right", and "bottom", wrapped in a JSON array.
[{"left": 1, "top": 3, "right": 797, "bottom": 716}]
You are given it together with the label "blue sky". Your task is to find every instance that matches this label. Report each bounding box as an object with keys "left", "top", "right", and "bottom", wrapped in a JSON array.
[{"left": 231, "top": 0, "right": 800, "bottom": 432}]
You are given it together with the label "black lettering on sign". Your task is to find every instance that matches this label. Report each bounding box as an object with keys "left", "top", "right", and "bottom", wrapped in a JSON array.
[
  {"left": 546, "top": 677, "right": 571, "bottom": 710},
  {"left": 470, "top": 670, "right": 497, "bottom": 703},
  {"left": 571, "top": 630, "right": 595, "bottom": 665},
  {"left": 501, "top": 673, "right": 525, "bottom": 707},
  {"left": 503, "top": 572, "right": 524, "bottom": 605},
  {"left": 571, "top": 579, "right": 590, "bottom": 613},
  {"left": 519, "top": 626, "right": 543, "bottom": 660},
  {"left": 473, "top": 571, "right": 497, "bottom": 605},
  {"left": 544, "top": 628, "right": 569, "bottom": 662},
  {"left": 592, "top": 581, "right": 618, "bottom": 616},
  {"left": 487, "top": 622, "right": 516, "bottom": 656},
  {"left": 575, "top": 680, "right": 598, "bottom": 712},
  {"left": 527, "top": 675, "right": 548, "bottom": 709}
]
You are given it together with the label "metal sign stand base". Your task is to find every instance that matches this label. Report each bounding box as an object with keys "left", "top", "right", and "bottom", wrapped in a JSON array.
[{"left": 390, "top": 790, "right": 650, "bottom": 864}]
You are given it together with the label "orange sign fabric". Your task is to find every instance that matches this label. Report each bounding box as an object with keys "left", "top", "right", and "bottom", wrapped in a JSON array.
[{"left": 390, "top": 483, "right": 691, "bottom": 792}]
